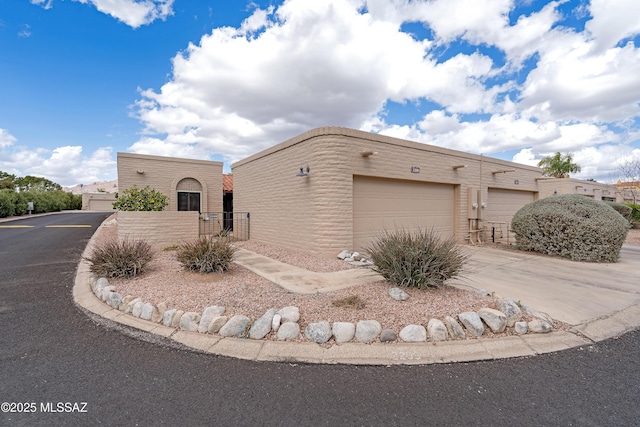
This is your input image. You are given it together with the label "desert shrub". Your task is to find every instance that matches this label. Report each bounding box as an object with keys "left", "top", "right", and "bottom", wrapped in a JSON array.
[
  {"left": 113, "top": 185, "right": 168, "bottom": 211},
  {"left": 177, "top": 236, "right": 237, "bottom": 273},
  {"left": 331, "top": 295, "right": 366, "bottom": 309},
  {"left": 85, "top": 238, "right": 155, "bottom": 278},
  {"left": 605, "top": 201, "right": 632, "bottom": 222},
  {"left": 627, "top": 204, "right": 640, "bottom": 228},
  {"left": 512, "top": 194, "right": 630, "bottom": 262},
  {"left": 365, "top": 228, "right": 467, "bottom": 289}
]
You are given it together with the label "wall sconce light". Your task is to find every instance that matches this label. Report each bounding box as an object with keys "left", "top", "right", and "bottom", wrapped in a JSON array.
[
  {"left": 481, "top": 202, "right": 487, "bottom": 208},
  {"left": 472, "top": 202, "right": 478, "bottom": 209},
  {"left": 136, "top": 170, "right": 144, "bottom": 174},
  {"left": 553, "top": 190, "right": 558, "bottom": 195},
  {"left": 360, "top": 151, "right": 378, "bottom": 157},
  {"left": 296, "top": 165, "right": 310, "bottom": 177}
]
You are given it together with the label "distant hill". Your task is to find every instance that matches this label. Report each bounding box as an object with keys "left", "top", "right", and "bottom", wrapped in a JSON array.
[{"left": 64, "top": 179, "right": 118, "bottom": 195}]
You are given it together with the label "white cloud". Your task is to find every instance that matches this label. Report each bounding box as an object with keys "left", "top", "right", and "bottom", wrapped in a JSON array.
[
  {"left": 73, "top": 0, "right": 174, "bottom": 28},
  {"left": 0, "top": 129, "right": 17, "bottom": 148},
  {"left": 0, "top": 132, "right": 116, "bottom": 186},
  {"left": 18, "top": 24, "right": 32, "bottom": 37},
  {"left": 32, "top": 0, "right": 174, "bottom": 28},
  {"left": 123, "top": 0, "right": 640, "bottom": 182},
  {"left": 586, "top": 0, "right": 640, "bottom": 53}
]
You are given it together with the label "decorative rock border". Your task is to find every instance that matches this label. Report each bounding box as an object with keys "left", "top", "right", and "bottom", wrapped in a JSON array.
[{"left": 90, "top": 275, "right": 555, "bottom": 345}]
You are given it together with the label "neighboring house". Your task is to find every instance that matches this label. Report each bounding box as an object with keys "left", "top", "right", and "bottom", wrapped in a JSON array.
[
  {"left": 232, "top": 127, "right": 544, "bottom": 257},
  {"left": 117, "top": 152, "right": 223, "bottom": 213},
  {"left": 82, "top": 192, "right": 117, "bottom": 211},
  {"left": 538, "top": 178, "right": 629, "bottom": 203}
]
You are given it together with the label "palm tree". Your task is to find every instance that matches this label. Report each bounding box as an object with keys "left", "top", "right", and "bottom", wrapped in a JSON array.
[{"left": 538, "top": 152, "right": 581, "bottom": 178}]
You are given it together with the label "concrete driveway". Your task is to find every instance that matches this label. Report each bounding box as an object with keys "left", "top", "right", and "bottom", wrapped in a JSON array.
[{"left": 451, "top": 244, "right": 640, "bottom": 328}]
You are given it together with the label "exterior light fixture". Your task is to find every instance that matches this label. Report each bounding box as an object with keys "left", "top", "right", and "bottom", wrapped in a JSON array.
[
  {"left": 452, "top": 165, "right": 466, "bottom": 170},
  {"left": 136, "top": 170, "right": 145, "bottom": 174},
  {"left": 360, "top": 151, "right": 378, "bottom": 157},
  {"left": 296, "top": 165, "right": 310, "bottom": 177}
]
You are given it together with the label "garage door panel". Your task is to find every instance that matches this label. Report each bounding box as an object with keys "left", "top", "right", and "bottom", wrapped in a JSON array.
[
  {"left": 486, "top": 189, "right": 535, "bottom": 226},
  {"left": 353, "top": 177, "right": 454, "bottom": 252}
]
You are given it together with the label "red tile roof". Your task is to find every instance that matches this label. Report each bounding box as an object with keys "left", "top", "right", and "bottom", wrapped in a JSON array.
[{"left": 223, "top": 174, "right": 233, "bottom": 193}]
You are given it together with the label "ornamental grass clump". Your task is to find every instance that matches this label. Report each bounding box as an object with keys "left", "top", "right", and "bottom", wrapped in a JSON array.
[
  {"left": 177, "top": 236, "right": 237, "bottom": 273},
  {"left": 365, "top": 228, "right": 467, "bottom": 289},
  {"left": 512, "top": 194, "right": 630, "bottom": 263},
  {"left": 85, "top": 238, "right": 154, "bottom": 278}
]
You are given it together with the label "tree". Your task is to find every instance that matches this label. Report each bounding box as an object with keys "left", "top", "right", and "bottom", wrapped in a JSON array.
[
  {"left": 538, "top": 152, "right": 581, "bottom": 178},
  {"left": 0, "top": 171, "right": 16, "bottom": 190},
  {"left": 14, "top": 175, "right": 62, "bottom": 192},
  {"left": 616, "top": 156, "right": 640, "bottom": 204}
]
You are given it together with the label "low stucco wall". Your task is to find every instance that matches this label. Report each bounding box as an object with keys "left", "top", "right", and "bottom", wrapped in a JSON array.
[{"left": 117, "top": 211, "right": 199, "bottom": 248}]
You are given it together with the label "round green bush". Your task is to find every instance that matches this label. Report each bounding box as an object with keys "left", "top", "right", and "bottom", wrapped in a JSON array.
[
  {"left": 605, "top": 201, "right": 632, "bottom": 222},
  {"left": 365, "top": 228, "right": 467, "bottom": 289},
  {"left": 512, "top": 194, "right": 630, "bottom": 262}
]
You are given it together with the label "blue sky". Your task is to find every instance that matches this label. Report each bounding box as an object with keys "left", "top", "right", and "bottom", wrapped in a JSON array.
[{"left": 1, "top": 0, "right": 639, "bottom": 187}]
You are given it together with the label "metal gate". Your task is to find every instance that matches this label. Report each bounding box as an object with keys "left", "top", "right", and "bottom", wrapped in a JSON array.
[{"left": 199, "top": 212, "right": 250, "bottom": 240}]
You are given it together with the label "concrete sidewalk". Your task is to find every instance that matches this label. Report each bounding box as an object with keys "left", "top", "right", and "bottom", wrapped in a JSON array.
[{"left": 73, "top": 220, "right": 640, "bottom": 364}]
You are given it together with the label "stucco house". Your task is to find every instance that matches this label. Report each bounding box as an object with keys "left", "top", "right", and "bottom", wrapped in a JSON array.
[{"left": 232, "top": 127, "right": 544, "bottom": 257}]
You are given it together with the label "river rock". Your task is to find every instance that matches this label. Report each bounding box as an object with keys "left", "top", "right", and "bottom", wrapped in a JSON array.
[
  {"left": 249, "top": 309, "right": 276, "bottom": 339},
  {"left": 198, "top": 305, "right": 226, "bottom": 333},
  {"left": 528, "top": 319, "right": 553, "bottom": 333},
  {"left": 132, "top": 301, "right": 144, "bottom": 318},
  {"left": 355, "top": 320, "right": 381, "bottom": 343},
  {"left": 444, "top": 316, "right": 466, "bottom": 340},
  {"left": 458, "top": 312, "right": 484, "bottom": 337},
  {"left": 278, "top": 306, "right": 300, "bottom": 323},
  {"left": 478, "top": 308, "right": 507, "bottom": 333},
  {"left": 332, "top": 322, "right": 356, "bottom": 343},
  {"left": 399, "top": 325, "right": 427, "bottom": 342},
  {"left": 515, "top": 321, "right": 528, "bottom": 334},
  {"left": 208, "top": 316, "right": 228, "bottom": 334},
  {"left": 219, "top": 315, "right": 251, "bottom": 337},
  {"left": 272, "top": 314, "right": 282, "bottom": 332},
  {"left": 380, "top": 329, "right": 397, "bottom": 342},
  {"left": 140, "top": 303, "right": 155, "bottom": 321},
  {"left": 162, "top": 309, "right": 177, "bottom": 326},
  {"left": 305, "top": 321, "right": 332, "bottom": 343},
  {"left": 389, "top": 287, "right": 410, "bottom": 301},
  {"left": 277, "top": 322, "right": 300, "bottom": 340},
  {"left": 179, "top": 312, "right": 201, "bottom": 332},
  {"left": 497, "top": 298, "right": 522, "bottom": 327},
  {"left": 427, "top": 318, "right": 448, "bottom": 341},
  {"left": 170, "top": 310, "right": 184, "bottom": 328}
]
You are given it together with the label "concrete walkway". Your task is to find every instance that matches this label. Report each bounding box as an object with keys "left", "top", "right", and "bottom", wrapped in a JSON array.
[
  {"left": 234, "top": 249, "right": 384, "bottom": 294},
  {"left": 71, "top": 214, "right": 640, "bottom": 364}
]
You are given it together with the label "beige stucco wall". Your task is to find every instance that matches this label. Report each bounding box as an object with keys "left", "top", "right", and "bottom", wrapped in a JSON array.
[
  {"left": 82, "top": 192, "right": 117, "bottom": 211},
  {"left": 537, "top": 178, "right": 623, "bottom": 202},
  {"left": 233, "top": 127, "right": 543, "bottom": 257},
  {"left": 117, "top": 211, "right": 199, "bottom": 248},
  {"left": 117, "top": 152, "right": 223, "bottom": 213}
]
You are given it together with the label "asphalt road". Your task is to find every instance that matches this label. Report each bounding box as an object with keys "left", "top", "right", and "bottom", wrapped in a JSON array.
[{"left": 1, "top": 212, "right": 639, "bottom": 426}]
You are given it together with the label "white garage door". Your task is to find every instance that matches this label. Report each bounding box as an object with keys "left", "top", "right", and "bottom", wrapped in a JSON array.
[
  {"left": 353, "top": 176, "right": 455, "bottom": 252},
  {"left": 486, "top": 188, "right": 536, "bottom": 226}
]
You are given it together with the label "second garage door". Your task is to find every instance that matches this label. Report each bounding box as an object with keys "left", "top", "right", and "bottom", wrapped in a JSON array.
[
  {"left": 486, "top": 188, "right": 536, "bottom": 226},
  {"left": 353, "top": 176, "right": 455, "bottom": 252}
]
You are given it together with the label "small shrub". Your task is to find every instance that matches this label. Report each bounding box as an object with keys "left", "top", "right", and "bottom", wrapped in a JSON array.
[
  {"left": 85, "top": 238, "right": 154, "bottom": 278},
  {"left": 177, "top": 236, "right": 237, "bottom": 273},
  {"left": 331, "top": 295, "right": 366, "bottom": 309},
  {"left": 627, "top": 204, "right": 640, "bottom": 228},
  {"left": 365, "top": 228, "right": 467, "bottom": 289},
  {"left": 512, "top": 194, "right": 630, "bottom": 262},
  {"left": 113, "top": 185, "right": 168, "bottom": 211}
]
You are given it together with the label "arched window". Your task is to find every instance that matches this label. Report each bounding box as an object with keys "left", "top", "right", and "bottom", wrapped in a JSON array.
[{"left": 176, "top": 178, "right": 202, "bottom": 212}]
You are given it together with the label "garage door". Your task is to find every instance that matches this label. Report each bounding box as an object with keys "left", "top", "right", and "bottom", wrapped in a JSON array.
[
  {"left": 353, "top": 176, "right": 455, "bottom": 252},
  {"left": 486, "top": 188, "right": 536, "bottom": 226},
  {"left": 88, "top": 199, "right": 116, "bottom": 211}
]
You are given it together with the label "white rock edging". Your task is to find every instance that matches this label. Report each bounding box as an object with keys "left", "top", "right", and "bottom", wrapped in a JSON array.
[{"left": 90, "top": 275, "right": 554, "bottom": 346}]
